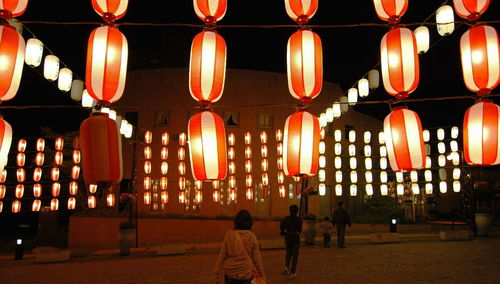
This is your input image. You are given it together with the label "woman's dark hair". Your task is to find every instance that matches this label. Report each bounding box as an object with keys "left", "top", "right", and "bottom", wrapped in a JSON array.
[
  {"left": 234, "top": 210, "right": 253, "bottom": 230},
  {"left": 289, "top": 205, "right": 299, "bottom": 216}
]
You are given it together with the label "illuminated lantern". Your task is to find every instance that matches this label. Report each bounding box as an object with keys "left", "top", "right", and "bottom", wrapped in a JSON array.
[
  {"left": 144, "top": 161, "right": 152, "bottom": 174},
  {"left": 262, "top": 173, "right": 269, "bottom": 186},
  {"left": 16, "top": 152, "right": 24, "bottom": 166},
  {"left": 212, "top": 190, "right": 220, "bottom": 202},
  {"left": 283, "top": 111, "right": 320, "bottom": 177},
  {"left": 107, "top": 193, "right": 115, "bottom": 206},
  {"left": 229, "top": 161, "right": 235, "bottom": 174},
  {"left": 161, "top": 191, "right": 168, "bottom": 204},
  {"left": 195, "top": 190, "right": 203, "bottom": 203},
  {"left": 0, "top": 119, "right": 12, "bottom": 174},
  {"left": 54, "top": 137, "right": 64, "bottom": 150},
  {"left": 189, "top": 30, "right": 226, "bottom": 105},
  {"left": 161, "top": 162, "right": 168, "bottom": 175},
  {"left": 279, "top": 185, "right": 286, "bottom": 198},
  {"left": 16, "top": 168, "right": 25, "bottom": 182},
  {"left": 36, "top": 138, "right": 45, "bottom": 151},
  {"left": 245, "top": 146, "right": 252, "bottom": 159},
  {"left": 50, "top": 167, "right": 59, "bottom": 181},
  {"left": 358, "top": 78, "right": 369, "bottom": 97},
  {"left": 384, "top": 107, "right": 426, "bottom": 171},
  {"left": 373, "top": 0, "right": 408, "bottom": 24},
  {"left": 179, "top": 133, "right": 187, "bottom": 146},
  {"left": 58, "top": 68, "right": 72, "bottom": 92},
  {"left": 88, "top": 195, "right": 96, "bottom": 208},
  {"left": 261, "top": 159, "right": 269, "bottom": 172},
  {"left": 246, "top": 174, "right": 253, "bottom": 187},
  {"left": 44, "top": 55, "right": 59, "bottom": 81},
  {"left": 212, "top": 180, "right": 220, "bottom": 189},
  {"left": 228, "top": 147, "right": 235, "bottom": 160},
  {"left": 71, "top": 166, "right": 80, "bottom": 179},
  {"left": 144, "top": 131, "right": 152, "bottom": 144},
  {"left": 159, "top": 177, "right": 168, "bottom": 190},
  {"left": 287, "top": 29, "right": 323, "bottom": 104},
  {"left": 453, "top": 0, "right": 490, "bottom": 21},
  {"left": 33, "top": 167, "right": 42, "bottom": 181},
  {"left": 52, "top": 182, "right": 60, "bottom": 197},
  {"left": 464, "top": 100, "right": 500, "bottom": 165},
  {"left": 229, "top": 189, "right": 236, "bottom": 201},
  {"left": 188, "top": 111, "right": 227, "bottom": 181},
  {"left": 80, "top": 113, "right": 123, "bottom": 185},
  {"left": 245, "top": 188, "right": 253, "bottom": 200},
  {"left": 0, "top": 184, "right": 5, "bottom": 198},
  {"left": 50, "top": 198, "right": 59, "bottom": 211},
  {"left": 381, "top": 27, "right": 420, "bottom": 99},
  {"left": 73, "top": 150, "right": 81, "bottom": 163},
  {"left": 161, "top": 132, "right": 169, "bottom": 145},
  {"left": 143, "top": 191, "right": 151, "bottom": 204},
  {"left": 12, "top": 200, "right": 20, "bottom": 213},
  {"left": 17, "top": 138, "right": 25, "bottom": 152},
  {"left": 34, "top": 153, "right": 44, "bottom": 167},
  {"left": 0, "top": 25, "right": 24, "bottom": 102},
  {"left": 68, "top": 197, "right": 76, "bottom": 210},
  {"left": 0, "top": 201, "right": 3, "bottom": 212},
  {"left": 161, "top": 147, "right": 168, "bottom": 160},
  {"left": 86, "top": 26, "right": 128, "bottom": 106},
  {"left": 91, "top": 0, "right": 128, "bottom": 23},
  {"left": 143, "top": 176, "right": 151, "bottom": 190},
  {"left": 276, "top": 129, "right": 283, "bottom": 142},
  {"left": 32, "top": 199, "right": 41, "bottom": 212},
  {"left": 436, "top": 5, "right": 455, "bottom": 36},
  {"left": 285, "top": 0, "right": 318, "bottom": 24},
  {"left": 89, "top": 184, "right": 98, "bottom": 194},
  {"left": 178, "top": 191, "right": 186, "bottom": 204},
  {"left": 15, "top": 184, "right": 23, "bottom": 198},
  {"left": 178, "top": 148, "right": 186, "bottom": 160},
  {"left": 69, "top": 181, "right": 78, "bottom": 195},
  {"left": 54, "top": 151, "right": 63, "bottom": 165},
  {"left": 194, "top": 0, "right": 227, "bottom": 25},
  {"left": 178, "top": 177, "right": 186, "bottom": 190},
  {"left": 178, "top": 161, "right": 186, "bottom": 175},
  {"left": 414, "top": 26, "right": 430, "bottom": 54},
  {"left": 460, "top": 25, "right": 500, "bottom": 96}
]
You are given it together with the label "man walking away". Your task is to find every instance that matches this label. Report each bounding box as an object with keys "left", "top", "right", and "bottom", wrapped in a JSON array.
[
  {"left": 280, "top": 205, "right": 302, "bottom": 278},
  {"left": 332, "top": 201, "right": 351, "bottom": 248}
]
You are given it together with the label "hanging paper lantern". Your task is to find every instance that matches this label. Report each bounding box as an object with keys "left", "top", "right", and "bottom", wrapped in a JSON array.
[
  {"left": 50, "top": 198, "right": 59, "bottom": 211},
  {"left": 80, "top": 113, "right": 123, "bottom": 185},
  {"left": 384, "top": 107, "right": 426, "bottom": 171},
  {"left": 0, "top": 25, "right": 24, "bottom": 102},
  {"left": 43, "top": 55, "right": 59, "bottom": 81},
  {"left": 414, "top": 26, "right": 430, "bottom": 54},
  {"left": 287, "top": 29, "right": 323, "bottom": 104},
  {"left": 58, "top": 68, "right": 73, "bottom": 92},
  {"left": 283, "top": 111, "right": 320, "bottom": 177},
  {"left": 91, "top": 0, "right": 128, "bottom": 23},
  {"left": 0, "top": 0, "right": 28, "bottom": 19},
  {"left": 436, "top": 5, "right": 455, "bottom": 36},
  {"left": 69, "top": 181, "right": 78, "bottom": 195},
  {"left": 51, "top": 182, "right": 60, "bottom": 197},
  {"left": 193, "top": 0, "right": 227, "bottom": 25},
  {"left": 106, "top": 193, "right": 115, "bottom": 207},
  {"left": 463, "top": 100, "right": 500, "bottom": 165},
  {"left": 189, "top": 30, "right": 226, "bottom": 105},
  {"left": 86, "top": 26, "right": 128, "bottom": 106},
  {"left": 160, "top": 191, "right": 168, "bottom": 204},
  {"left": 32, "top": 199, "right": 41, "bottom": 212},
  {"left": 460, "top": 25, "right": 500, "bottom": 96},
  {"left": 16, "top": 168, "right": 25, "bottom": 182},
  {"left": 88, "top": 195, "right": 96, "bottom": 208},
  {"left": 68, "top": 197, "right": 76, "bottom": 210},
  {"left": 453, "top": 0, "right": 490, "bottom": 21},
  {"left": 187, "top": 111, "right": 227, "bottom": 181},
  {"left": 373, "top": 0, "right": 408, "bottom": 24},
  {"left": 25, "top": 38, "right": 44, "bottom": 68},
  {"left": 70, "top": 79, "right": 84, "bottom": 101},
  {"left": 381, "top": 27, "right": 420, "bottom": 99},
  {"left": 73, "top": 150, "right": 81, "bottom": 164},
  {"left": 0, "top": 184, "right": 5, "bottom": 198},
  {"left": 159, "top": 177, "right": 168, "bottom": 190},
  {"left": 285, "top": 0, "right": 318, "bottom": 24},
  {"left": 15, "top": 184, "right": 23, "bottom": 198},
  {"left": 16, "top": 152, "right": 24, "bottom": 166},
  {"left": 11, "top": 200, "right": 20, "bottom": 213}
]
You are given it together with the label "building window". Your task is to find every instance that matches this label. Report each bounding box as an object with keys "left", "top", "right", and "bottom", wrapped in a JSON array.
[
  {"left": 257, "top": 113, "right": 273, "bottom": 129},
  {"left": 223, "top": 112, "right": 240, "bottom": 127},
  {"left": 154, "top": 110, "right": 170, "bottom": 126}
]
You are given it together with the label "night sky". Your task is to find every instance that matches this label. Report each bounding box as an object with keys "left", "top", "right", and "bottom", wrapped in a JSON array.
[{"left": 4, "top": 0, "right": 500, "bottom": 138}]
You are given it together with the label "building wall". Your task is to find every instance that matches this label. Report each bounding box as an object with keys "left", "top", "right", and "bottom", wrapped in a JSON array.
[{"left": 115, "top": 68, "right": 382, "bottom": 219}]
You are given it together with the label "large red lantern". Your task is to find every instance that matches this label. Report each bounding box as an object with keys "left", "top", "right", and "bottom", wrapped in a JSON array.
[
  {"left": 0, "top": 0, "right": 28, "bottom": 19},
  {"left": 384, "top": 107, "right": 426, "bottom": 171},
  {"left": 287, "top": 29, "right": 323, "bottom": 104},
  {"left": 0, "top": 117, "right": 12, "bottom": 173},
  {"left": 80, "top": 113, "right": 123, "bottom": 186},
  {"left": 91, "top": 0, "right": 128, "bottom": 23},
  {"left": 0, "top": 24, "right": 25, "bottom": 102},
  {"left": 283, "top": 111, "right": 320, "bottom": 177},
  {"left": 460, "top": 25, "right": 499, "bottom": 96},
  {"left": 453, "top": 0, "right": 490, "bottom": 21},
  {"left": 463, "top": 100, "right": 500, "bottom": 165},
  {"left": 189, "top": 30, "right": 226, "bottom": 105},
  {"left": 381, "top": 27, "right": 420, "bottom": 99},
  {"left": 373, "top": 0, "right": 408, "bottom": 24},
  {"left": 86, "top": 26, "right": 128, "bottom": 106},
  {"left": 285, "top": 0, "right": 318, "bottom": 24},
  {"left": 188, "top": 111, "right": 227, "bottom": 181},
  {"left": 193, "top": 0, "right": 227, "bottom": 25}
]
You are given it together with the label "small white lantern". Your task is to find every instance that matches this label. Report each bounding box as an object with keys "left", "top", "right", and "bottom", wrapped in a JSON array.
[
  {"left": 451, "top": 152, "right": 460, "bottom": 166},
  {"left": 368, "top": 69, "right": 380, "bottom": 89},
  {"left": 319, "top": 113, "right": 327, "bottom": 128},
  {"left": 125, "top": 123, "right": 133, "bottom": 138},
  {"left": 425, "top": 170, "right": 432, "bottom": 182},
  {"left": 436, "top": 5, "right": 455, "bottom": 36},
  {"left": 364, "top": 131, "right": 371, "bottom": 144},
  {"left": 411, "top": 183, "right": 420, "bottom": 195},
  {"left": 380, "top": 171, "right": 388, "bottom": 183},
  {"left": 437, "top": 128, "right": 445, "bottom": 140},
  {"left": 439, "top": 181, "right": 447, "bottom": 193},
  {"left": 350, "top": 157, "right": 357, "bottom": 169},
  {"left": 380, "top": 184, "right": 388, "bottom": 196},
  {"left": 425, "top": 156, "right": 432, "bottom": 168},
  {"left": 450, "top": 141, "right": 458, "bottom": 152},
  {"left": 334, "top": 130, "right": 342, "bottom": 142},
  {"left": 414, "top": 26, "right": 430, "bottom": 54},
  {"left": 44, "top": 55, "right": 60, "bottom": 81},
  {"left": 335, "top": 157, "right": 342, "bottom": 169},
  {"left": 25, "top": 38, "right": 44, "bottom": 67},
  {"left": 364, "top": 145, "right": 372, "bottom": 157},
  {"left": 70, "top": 80, "right": 84, "bottom": 101},
  {"left": 332, "top": 102, "right": 341, "bottom": 118},
  {"left": 365, "top": 158, "right": 372, "bottom": 170},
  {"left": 81, "top": 89, "right": 96, "bottom": 108},
  {"left": 335, "top": 184, "right": 342, "bottom": 196},
  {"left": 439, "top": 169, "right": 447, "bottom": 180},
  {"left": 325, "top": 108, "right": 334, "bottom": 123},
  {"left": 319, "top": 141, "right": 326, "bottom": 154},
  {"left": 350, "top": 171, "right": 358, "bottom": 183},
  {"left": 319, "top": 183, "right": 326, "bottom": 196},
  {"left": 453, "top": 181, "right": 461, "bottom": 192},
  {"left": 451, "top": 126, "right": 459, "bottom": 139},
  {"left": 423, "top": 129, "right": 430, "bottom": 142},
  {"left": 120, "top": 119, "right": 129, "bottom": 135},
  {"left": 109, "top": 110, "right": 117, "bottom": 121},
  {"left": 438, "top": 155, "right": 446, "bottom": 167},
  {"left": 438, "top": 142, "right": 446, "bottom": 154},
  {"left": 58, "top": 68, "right": 73, "bottom": 92},
  {"left": 378, "top": 132, "right": 385, "bottom": 144},
  {"left": 379, "top": 146, "right": 387, "bottom": 157},
  {"left": 380, "top": 157, "right": 387, "bottom": 169},
  {"left": 319, "top": 169, "right": 326, "bottom": 182},
  {"left": 425, "top": 183, "right": 433, "bottom": 194},
  {"left": 335, "top": 143, "right": 342, "bottom": 155},
  {"left": 396, "top": 172, "right": 404, "bottom": 183},
  {"left": 349, "top": 144, "right": 356, "bottom": 156},
  {"left": 365, "top": 184, "right": 373, "bottom": 196},
  {"left": 348, "top": 88, "right": 358, "bottom": 106},
  {"left": 339, "top": 96, "right": 349, "bottom": 113},
  {"left": 350, "top": 184, "right": 357, "bottom": 196},
  {"left": 453, "top": 168, "right": 461, "bottom": 180},
  {"left": 397, "top": 184, "right": 404, "bottom": 195},
  {"left": 335, "top": 170, "right": 343, "bottom": 183},
  {"left": 358, "top": 78, "right": 369, "bottom": 97},
  {"left": 365, "top": 171, "right": 373, "bottom": 183},
  {"left": 349, "top": 130, "right": 356, "bottom": 142},
  {"left": 410, "top": 171, "right": 418, "bottom": 182},
  {"left": 319, "top": 156, "right": 326, "bottom": 168}
]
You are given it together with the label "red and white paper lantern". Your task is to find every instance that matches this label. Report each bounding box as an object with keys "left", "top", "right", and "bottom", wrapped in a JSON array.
[
  {"left": 0, "top": 0, "right": 28, "bottom": 19},
  {"left": 0, "top": 117, "right": 12, "bottom": 174},
  {"left": 453, "top": 0, "right": 490, "bottom": 21},
  {"left": 91, "top": 0, "right": 128, "bottom": 23},
  {"left": 285, "top": 0, "right": 318, "bottom": 24},
  {"left": 193, "top": 0, "right": 227, "bottom": 25},
  {"left": 373, "top": 0, "right": 408, "bottom": 24},
  {"left": 0, "top": 25, "right": 25, "bottom": 102}
]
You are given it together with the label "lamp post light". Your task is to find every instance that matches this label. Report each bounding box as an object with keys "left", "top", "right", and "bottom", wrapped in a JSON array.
[
  {"left": 15, "top": 238, "right": 23, "bottom": 260},
  {"left": 390, "top": 218, "right": 397, "bottom": 233}
]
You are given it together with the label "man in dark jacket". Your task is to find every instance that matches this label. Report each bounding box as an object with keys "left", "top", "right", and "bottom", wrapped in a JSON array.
[
  {"left": 332, "top": 201, "right": 351, "bottom": 248},
  {"left": 280, "top": 205, "right": 302, "bottom": 278}
]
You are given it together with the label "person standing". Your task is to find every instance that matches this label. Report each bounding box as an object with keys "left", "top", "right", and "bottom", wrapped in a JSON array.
[
  {"left": 332, "top": 201, "right": 351, "bottom": 248},
  {"left": 319, "top": 216, "right": 333, "bottom": 248},
  {"left": 279, "top": 205, "right": 302, "bottom": 278},
  {"left": 213, "top": 210, "right": 266, "bottom": 284}
]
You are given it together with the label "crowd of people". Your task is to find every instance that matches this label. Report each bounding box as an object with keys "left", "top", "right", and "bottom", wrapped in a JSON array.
[{"left": 213, "top": 202, "right": 351, "bottom": 284}]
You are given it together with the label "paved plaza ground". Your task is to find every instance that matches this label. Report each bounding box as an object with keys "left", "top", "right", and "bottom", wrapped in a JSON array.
[{"left": 0, "top": 233, "right": 499, "bottom": 284}]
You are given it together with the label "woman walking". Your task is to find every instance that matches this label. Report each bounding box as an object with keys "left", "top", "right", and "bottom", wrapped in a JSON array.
[{"left": 213, "top": 210, "right": 266, "bottom": 284}]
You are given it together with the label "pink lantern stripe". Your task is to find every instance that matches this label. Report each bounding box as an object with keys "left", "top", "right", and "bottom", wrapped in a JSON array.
[
  {"left": 0, "top": 25, "right": 25, "bottom": 102},
  {"left": 0, "top": 118, "right": 12, "bottom": 174},
  {"left": 403, "top": 109, "right": 425, "bottom": 168}
]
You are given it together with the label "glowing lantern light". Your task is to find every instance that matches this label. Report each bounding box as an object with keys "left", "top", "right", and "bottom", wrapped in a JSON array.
[
  {"left": 381, "top": 27, "right": 420, "bottom": 99},
  {"left": 144, "top": 131, "right": 152, "bottom": 144},
  {"left": 283, "top": 111, "right": 319, "bottom": 176},
  {"left": 73, "top": 150, "right": 81, "bottom": 164},
  {"left": 17, "top": 139, "right": 26, "bottom": 152},
  {"left": 58, "top": 68, "right": 72, "bottom": 92},
  {"left": 277, "top": 157, "right": 283, "bottom": 169},
  {"left": 229, "top": 175, "right": 236, "bottom": 188},
  {"left": 51, "top": 182, "right": 60, "bottom": 197},
  {"left": 335, "top": 184, "right": 342, "bottom": 196},
  {"left": 25, "top": 38, "right": 43, "bottom": 67},
  {"left": 12, "top": 200, "right": 20, "bottom": 213},
  {"left": 43, "top": 55, "right": 59, "bottom": 81},
  {"left": 246, "top": 174, "right": 253, "bottom": 187},
  {"left": 143, "top": 191, "right": 151, "bottom": 204},
  {"left": 229, "top": 189, "right": 236, "bottom": 201},
  {"left": 50, "top": 167, "right": 59, "bottom": 181},
  {"left": 88, "top": 195, "right": 96, "bottom": 208},
  {"left": 436, "top": 5, "right": 455, "bottom": 36},
  {"left": 439, "top": 155, "right": 446, "bottom": 167},
  {"left": 106, "top": 193, "right": 115, "bottom": 207},
  {"left": 212, "top": 190, "right": 220, "bottom": 202},
  {"left": 285, "top": 0, "right": 318, "bottom": 24},
  {"left": 438, "top": 142, "right": 446, "bottom": 154},
  {"left": 335, "top": 143, "right": 342, "bottom": 155},
  {"left": 332, "top": 103, "right": 341, "bottom": 118},
  {"left": 0, "top": 184, "right": 5, "bottom": 198},
  {"left": 143, "top": 176, "right": 152, "bottom": 190},
  {"left": 0, "top": 120, "right": 11, "bottom": 175},
  {"left": 81, "top": 89, "right": 96, "bottom": 108},
  {"left": 349, "top": 157, "right": 357, "bottom": 169},
  {"left": 451, "top": 126, "right": 459, "bottom": 139},
  {"left": 71, "top": 79, "right": 84, "bottom": 101},
  {"left": 287, "top": 29, "right": 323, "bottom": 104},
  {"left": 414, "top": 26, "right": 430, "bottom": 54},
  {"left": 261, "top": 145, "right": 268, "bottom": 158},
  {"left": 460, "top": 25, "right": 500, "bottom": 96},
  {"left": 80, "top": 113, "right": 123, "bottom": 185},
  {"left": 161, "top": 162, "right": 168, "bottom": 175},
  {"left": 260, "top": 131, "right": 268, "bottom": 144},
  {"left": 350, "top": 184, "right": 357, "bottom": 196},
  {"left": 423, "top": 129, "right": 430, "bottom": 142},
  {"left": 335, "top": 170, "right": 342, "bottom": 183},
  {"left": 279, "top": 185, "right": 286, "bottom": 198},
  {"left": 0, "top": 25, "right": 24, "bottom": 102},
  {"left": 49, "top": 198, "right": 58, "bottom": 211},
  {"left": 36, "top": 138, "right": 45, "bottom": 151},
  {"left": 262, "top": 173, "right": 269, "bottom": 186},
  {"left": 358, "top": 78, "right": 369, "bottom": 98},
  {"left": 32, "top": 199, "right": 41, "bottom": 212},
  {"left": 32, "top": 167, "right": 42, "bottom": 182},
  {"left": 34, "top": 153, "right": 44, "bottom": 166},
  {"left": 178, "top": 177, "right": 186, "bottom": 190},
  {"left": 15, "top": 184, "right": 23, "bottom": 198},
  {"left": 86, "top": 26, "right": 128, "bottom": 105},
  {"left": 161, "top": 132, "right": 169, "bottom": 145},
  {"left": 161, "top": 147, "right": 168, "bottom": 160},
  {"left": 16, "top": 152, "right": 24, "bottom": 166},
  {"left": 439, "top": 181, "right": 448, "bottom": 193},
  {"left": 425, "top": 170, "right": 432, "bottom": 182},
  {"left": 396, "top": 172, "right": 404, "bottom": 183},
  {"left": 364, "top": 145, "right": 372, "bottom": 157},
  {"left": 396, "top": 184, "right": 404, "bottom": 195},
  {"left": 261, "top": 159, "right": 268, "bottom": 171},
  {"left": 318, "top": 183, "right": 326, "bottom": 196},
  {"left": 144, "top": 161, "right": 152, "bottom": 174},
  {"left": 194, "top": 0, "right": 227, "bottom": 25},
  {"left": 365, "top": 184, "right": 374, "bottom": 196},
  {"left": 365, "top": 171, "right": 373, "bottom": 183},
  {"left": 453, "top": 181, "right": 461, "bottom": 192},
  {"left": 159, "top": 177, "right": 168, "bottom": 190},
  {"left": 350, "top": 171, "right": 358, "bottom": 183},
  {"left": 334, "top": 157, "right": 341, "bottom": 169},
  {"left": 347, "top": 88, "right": 358, "bottom": 105},
  {"left": 380, "top": 171, "right": 388, "bottom": 183},
  {"left": 384, "top": 107, "right": 426, "bottom": 171},
  {"left": 177, "top": 191, "right": 187, "bottom": 204},
  {"left": 54, "top": 151, "right": 63, "bottom": 165},
  {"left": 319, "top": 141, "right": 325, "bottom": 154},
  {"left": 380, "top": 184, "right": 388, "bottom": 196},
  {"left": 189, "top": 30, "right": 226, "bottom": 105},
  {"left": 188, "top": 111, "right": 227, "bottom": 181},
  {"left": 68, "top": 197, "right": 76, "bottom": 210},
  {"left": 69, "top": 181, "right": 78, "bottom": 195},
  {"left": 378, "top": 131, "right": 386, "bottom": 144},
  {"left": 373, "top": 0, "right": 408, "bottom": 24},
  {"left": 319, "top": 156, "right": 326, "bottom": 168},
  {"left": 276, "top": 129, "right": 283, "bottom": 142},
  {"left": 411, "top": 183, "right": 420, "bottom": 194},
  {"left": 16, "top": 168, "right": 25, "bottom": 182},
  {"left": 143, "top": 146, "right": 152, "bottom": 160},
  {"left": 463, "top": 100, "right": 500, "bottom": 165},
  {"left": 91, "top": 0, "right": 128, "bottom": 23},
  {"left": 161, "top": 191, "right": 168, "bottom": 204},
  {"left": 318, "top": 169, "right": 325, "bottom": 182},
  {"left": 453, "top": 0, "right": 490, "bottom": 21},
  {"left": 228, "top": 133, "right": 235, "bottom": 146},
  {"left": 89, "top": 184, "right": 98, "bottom": 194},
  {"left": 245, "top": 146, "right": 252, "bottom": 159},
  {"left": 380, "top": 157, "right": 388, "bottom": 169},
  {"left": 453, "top": 168, "right": 461, "bottom": 179},
  {"left": 425, "top": 183, "right": 433, "bottom": 194}
]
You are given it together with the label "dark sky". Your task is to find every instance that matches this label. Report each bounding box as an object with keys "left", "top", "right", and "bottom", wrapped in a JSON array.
[{"left": 4, "top": 0, "right": 500, "bottom": 137}]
